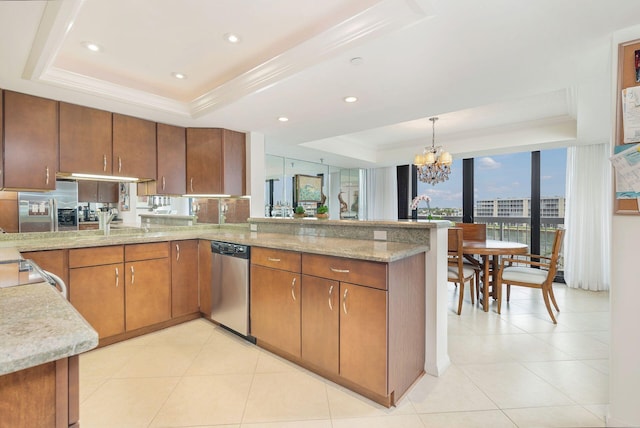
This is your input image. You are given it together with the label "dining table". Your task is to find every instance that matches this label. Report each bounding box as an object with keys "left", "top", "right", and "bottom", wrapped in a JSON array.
[{"left": 462, "top": 239, "right": 528, "bottom": 312}]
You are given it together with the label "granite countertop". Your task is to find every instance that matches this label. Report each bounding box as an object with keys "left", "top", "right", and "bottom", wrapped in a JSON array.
[
  {"left": 0, "top": 282, "right": 98, "bottom": 376},
  {"left": 1, "top": 225, "right": 429, "bottom": 262}
]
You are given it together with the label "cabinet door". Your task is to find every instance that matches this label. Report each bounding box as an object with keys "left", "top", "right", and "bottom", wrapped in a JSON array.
[
  {"left": 221, "top": 129, "right": 246, "bottom": 196},
  {"left": 157, "top": 123, "right": 186, "bottom": 195},
  {"left": 0, "top": 90, "right": 3, "bottom": 188},
  {"left": 21, "top": 249, "right": 68, "bottom": 291},
  {"left": 0, "top": 191, "right": 18, "bottom": 233},
  {"left": 301, "top": 275, "right": 339, "bottom": 374},
  {"left": 339, "top": 282, "right": 388, "bottom": 396},
  {"left": 186, "top": 128, "right": 221, "bottom": 194},
  {"left": 171, "top": 240, "right": 199, "bottom": 317},
  {"left": 59, "top": 102, "right": 112, "bottom": 175},
  {"left": 77, "top": 181, "right": 98, "bottom": 202},
  {"left": 198, "top": 240, "right": 212, "bottom": 316},
  {"left": 125, "top": 258, "right": 171, "bottom": 331},
  {"left": 97, "top": 181, "right": 119, "bottom": 203},
  {"left": 250, "top": 264, "right": 301, "bottom": 358},
  {"left": 112, "top": 113, "right": 156, "bottom": 180},
  {"left": 3, "top": 91, "right": 58, "bottom": 190},
  {"left": 69, "top": 263, "right": 125, "bottom": 339}
]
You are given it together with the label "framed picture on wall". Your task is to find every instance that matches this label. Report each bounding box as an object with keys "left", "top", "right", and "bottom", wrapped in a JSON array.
[{"left": 295, "top": 174, "right": 323, "bottom": 202}]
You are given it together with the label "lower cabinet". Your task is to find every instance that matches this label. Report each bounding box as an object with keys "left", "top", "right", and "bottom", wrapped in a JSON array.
[
  {"left": 69, "top": 243, "right": 171, "bottom": 339},
  {"left": 0, "top": 356, "right": 80, "bottom": 428},
  {"left": 300, "top": 275, "right": 339, "bottom": 374},
  {"left": 251, "top": 247, "right": 425, "bottom": 407},
  {"left": 69, "top": 246, "right": 125, "bottom": 339},
  {"left": 171, "top": 240, "right": 199, "bottom": 317},
  {"left": 21, "top": 249, "right": 69, "bottom": 291},
  {"left": 251, "top": 264, "right": 301, "bottom": 358}
]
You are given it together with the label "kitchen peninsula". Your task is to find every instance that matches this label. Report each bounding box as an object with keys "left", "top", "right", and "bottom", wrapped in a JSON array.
[{"left": 0, "top": 218, "right": 449, "bottom": 408}]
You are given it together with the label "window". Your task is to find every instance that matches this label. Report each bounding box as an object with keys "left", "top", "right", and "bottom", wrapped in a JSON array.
[{"left": 415, "top": 158, "right": 463, "bottom": 220}]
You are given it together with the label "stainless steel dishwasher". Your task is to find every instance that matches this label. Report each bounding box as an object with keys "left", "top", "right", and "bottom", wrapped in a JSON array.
[{"left": 211, "top": 240, "right": 253, "bottom": 340}]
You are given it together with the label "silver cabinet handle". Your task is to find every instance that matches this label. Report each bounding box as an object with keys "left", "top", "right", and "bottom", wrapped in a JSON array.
[
  {"left": 130, "top": 266, "right": 135, "bottom": 284},
  {"left": 330, "top": 267, "right": 350, "bottom": 274},
  {"left": 342, "top": 288, "right": 349, "bottom": 314},
  {"left": 190, "top": 177, "right": 194, "bottom": 192},
  {"left": 115, "top": 267, "right": 119, "bottom": 288},
  {"left": 328, "top": 285, "right": 334, "bottom": 311},
  {"left": 103, "top": 154, "right": 107, "bottom": 172},
  {"left": 291, "top": 277, "right": 297, "bottom": 301},
  {"left": 118, "top": 156, "right": 122, "bottom": 173},
  {"left": 267, "top": 257, "right": 281, "bottom": 262},
  {"left": 45, "top": 166, "right": 50, "bottom": 185},
  {"left": 162, "top": 176, "right": 166, "bottom": 190},
  {"left": 176, "top": 244, "right": 180, "bottom": 261}
]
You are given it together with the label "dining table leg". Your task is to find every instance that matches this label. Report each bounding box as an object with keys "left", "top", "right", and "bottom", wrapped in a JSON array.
[{"left": 482, "top": 255, "right": 490, "bottom": 312}]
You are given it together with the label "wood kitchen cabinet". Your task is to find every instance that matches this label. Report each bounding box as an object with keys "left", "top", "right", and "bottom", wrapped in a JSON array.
[
  {"left": 69, "top": 246, "right": 125, "bottom": 339},
  {"left": 301, "top": 275, "right": 339, "bottom": 374},
  {"left": 112, "top": 113, "right": 156, "bottom": 180},
  {"left": 171, "top": 240, "right": 199, "bottom": 318},
  {"left": 140, "top": 123, "right": 186, "bottom": 196},
  {"left": 124, "top": 242, "right": 171, "bottom": 331},
  {"left": 198, "top": 239, "right": 212, "bottom": 317},
  {"left": 250, "top": 247, "right": 302, "bottom": 358},
  {"left": 77, "top": 180, "right": 119, "bottom": 203},
  {"left": 186, "top": 128, "right": 246, "bottom": 195},
  {"left": 2, "top": 91, "right": 58, "bottom": 190},
  {"left": 0, "top": 90, "right": 3, "bottom": 188},
  {"left": 0, "top": 191, "right": 18, "bottom": 233},
  {"left": 59, "top": 102, "right": 112, "bottom": 175},
  {"left": 0, "top": 356, "right": 80, "bottom": 428}
]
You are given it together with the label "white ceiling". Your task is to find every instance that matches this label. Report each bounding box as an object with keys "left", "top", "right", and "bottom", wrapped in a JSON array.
[{"left": 1, "top": 0, "right": 639, "bottom": 168}]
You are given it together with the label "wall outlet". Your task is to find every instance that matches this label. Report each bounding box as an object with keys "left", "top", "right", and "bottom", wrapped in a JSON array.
[
  {"left": 250, "top": 224, "right": 257, "bottom": 231},
  {"left": 374, "top": 230, "right": 387, "bottom": 241}
]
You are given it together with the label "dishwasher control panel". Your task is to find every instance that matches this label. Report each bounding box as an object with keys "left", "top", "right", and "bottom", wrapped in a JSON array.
[{"left": 211, "top": 241, "right": 250, "bottom": 259}]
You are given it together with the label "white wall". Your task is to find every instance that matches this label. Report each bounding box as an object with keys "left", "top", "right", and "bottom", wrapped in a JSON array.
[
  {"left": 247, "top": 132, "right": 266, "bottom": 218},
  {"left": 609, "top": 25, "right": 640, "bottom": 427}
]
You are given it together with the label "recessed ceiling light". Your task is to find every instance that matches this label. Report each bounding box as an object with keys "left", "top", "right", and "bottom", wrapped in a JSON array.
[
  {"left": 278, "top": 116, "right": 289, "bottom": 122},
  {"left": 171, "top": 72, "right": 187, "bottom": 80},
  {"left": 350, "top": 57, "right": 363, "bottom": 66},
  {"left": 81, "top": 41, "right": 102, "bottom": 52},
  {"left": 344, "top": 96, "right": 358, "bottom": 103},
  {"left": 224, "top": 33, "right": 241, "bottom": 43}
]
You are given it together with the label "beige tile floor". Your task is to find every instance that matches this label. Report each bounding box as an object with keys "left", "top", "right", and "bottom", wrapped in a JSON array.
[{"left": 79, "top": 282, "right": 609, "bottom": 427}]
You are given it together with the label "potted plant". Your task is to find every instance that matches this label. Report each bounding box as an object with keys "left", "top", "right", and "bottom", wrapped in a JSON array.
[
  {"left": 316, "top": 204, "right": 329, "bottom": 219},
  {"left": 293, "top": 205, "right": 305, "bottom": 219}
]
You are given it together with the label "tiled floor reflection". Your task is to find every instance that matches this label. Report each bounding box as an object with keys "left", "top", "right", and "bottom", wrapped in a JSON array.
[{"left": 79, "top": 282, "right": 608, "bottom": 427}]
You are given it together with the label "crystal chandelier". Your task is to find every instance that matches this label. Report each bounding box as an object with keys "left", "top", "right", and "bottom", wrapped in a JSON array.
[{"left": 414, "top": 117, "right": 452, "bottom": 185}]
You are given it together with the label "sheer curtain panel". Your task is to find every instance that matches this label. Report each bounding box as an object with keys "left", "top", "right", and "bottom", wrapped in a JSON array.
[
  {"left": 365, "top": 167, "right": 398, "bottom": 220},
  {"left": 564, "top": 143, "right": 611, "bottom": 291}
]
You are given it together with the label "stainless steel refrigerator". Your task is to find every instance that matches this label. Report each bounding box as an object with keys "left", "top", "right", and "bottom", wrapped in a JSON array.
[{"left": 18, "top": 180, "right": 79, "bottom": 232}]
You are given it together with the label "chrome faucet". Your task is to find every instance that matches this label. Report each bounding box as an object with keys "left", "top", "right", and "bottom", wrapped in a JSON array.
[{"left": 97, "top": 211, "right": 115, "bottom": 235}]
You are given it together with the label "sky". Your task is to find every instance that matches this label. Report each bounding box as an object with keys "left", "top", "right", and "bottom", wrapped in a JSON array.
[{"left": 418, "top": 148, "right": 567, "bottom": 209}]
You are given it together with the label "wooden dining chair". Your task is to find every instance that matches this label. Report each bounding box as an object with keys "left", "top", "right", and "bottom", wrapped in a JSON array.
[
  {"left": 454, "top": 222, "right": 485, "bottom": 298},
  {"left": 496, "top": 229, "right": 565, "bottom": 323},
  {"left": 448, "top": 227, "right": 477, "bottom": 315}
]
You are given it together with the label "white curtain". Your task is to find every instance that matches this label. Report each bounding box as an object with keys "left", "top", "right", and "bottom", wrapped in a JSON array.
[
  {"left": 564, "top": 143, "right": 611, "bottom": 291},
  {"left": 365, "top": 167, "right": 398, "bottom": 220}
]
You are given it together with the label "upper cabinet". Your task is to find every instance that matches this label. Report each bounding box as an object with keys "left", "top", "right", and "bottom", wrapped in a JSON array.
[
  {"left": 186, "top": 128, "right": 245, "bottom": 195},
  {"left": 157, "top": 123, "right": 186, "bottom": 195},
  {"left": 59, "top": 102, "right": 112, "bottom": 175},
  {"left": 78, "top": 180, "right": 119, "bottom": 203},
  {"left": 3, "top": 91, "right": 58, "bottom": 190},
  {"left": 112, "top": 113, "right": 156, "bottom": 180}
]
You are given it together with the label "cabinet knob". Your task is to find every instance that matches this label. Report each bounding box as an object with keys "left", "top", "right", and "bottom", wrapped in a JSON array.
[
  {"left": 330, "top": 267, "right": 350, "bottom": 274},
  {"left": 115, "top": 267, "right": 119, "bottom": 288},
  {"left": 45, "top": 167, "right": 50, "bottom": 185},
  {"left": 176, "top": 244, "right": 180, "bottom": 261},
  {"left": 267, "top": 257, "right": 281, "bottom": 262},
  {"left": 118, "top": 157, "right": 122, "bottom": 173},
  {"left": 190, "top": 177, "right": 194, "bottom": 192},
  {"left": 162, "top": 176, "right": 166, "bottom": 191},
  {"left": 103, "top": 154, "right": 107, "bottom": 172},
  {"left": 130, "top": 266, "right": 135, "bottom": 284}
]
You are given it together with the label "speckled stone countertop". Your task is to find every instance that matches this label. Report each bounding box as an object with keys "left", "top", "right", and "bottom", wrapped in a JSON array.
[
  {"left": 0, "top": 223, "right": 431, "bottom": 262},
  {"left": 0, "top": 282, "right": 98, "bottom": 376}
]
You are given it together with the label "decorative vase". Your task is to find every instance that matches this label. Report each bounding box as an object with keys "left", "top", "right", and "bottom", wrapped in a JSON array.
[
  {"left": 293, "top": 213, "right": 305, "bottom": 219},
  {"left": 316, "top": 213, "right": 329, "bottom": 219}
]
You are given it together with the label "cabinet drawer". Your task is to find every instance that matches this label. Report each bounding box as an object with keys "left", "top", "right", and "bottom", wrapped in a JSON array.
[
  {"left": 252, "top": 247, "right": 301, "bottom": 273},
  {"left": 69, "top": 245, "right": 123, "bottom": 268},
  {"left": 302, "top": 253, "right": 387, "bottom": 290},
  {"left": 125, "top": 242, "right": 169, "bottom": 261}
]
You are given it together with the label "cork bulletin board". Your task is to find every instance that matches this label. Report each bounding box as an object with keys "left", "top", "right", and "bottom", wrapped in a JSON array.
[{"left": 614, "top": 39, "right": 640, "bottom": 214}]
